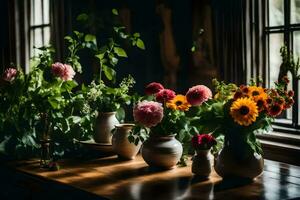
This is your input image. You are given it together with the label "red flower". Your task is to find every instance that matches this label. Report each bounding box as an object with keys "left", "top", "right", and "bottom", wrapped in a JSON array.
[
  {"left": 282, "top": 76, "right": 290, "bottom": 84},
  {"left": 241, "top": 86, "right": 249, "bottom": 94},
  {"left": 234, "top": 91, "right": 243, "bottom": 100},
  {"left": 186, "top": 85, "right": 212, "bottom": 106},
  {"left": 145, "top": 82, "right": 164, "bottom": 95},
  {"left": 268, "top": 104, "right": 283, "bottom": 117},
  {"left": 288, "top": 90, "right": 294, "bottom": 97},
  {"left": 3, "top": 68, "right": 18, "bottom": 82},
  {"left": 266, "top": 98, "right": 272, "bottom": 104},
  {"left": 191, "top": 134, "right": 217, "bottom": 150},
  {"left": 155, "top": 89, "right": 176, "bottom": 103},
  {"left": 284, "top": 98, "right": 294, "bottom": 109}
]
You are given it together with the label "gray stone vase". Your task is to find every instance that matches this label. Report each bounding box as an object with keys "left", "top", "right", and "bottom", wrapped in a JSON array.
[
  {"left": 112, "top": 123, "right": 141, "bottom": 160},
  {"left": 214, "top": 138, "right": 264, "bottom": 179},
  {"left": 191, "top": 149, "right": 213, "bottom": 178},
  {"left": 141, "top": 134, "right": 183, "bottom": 169},
  {"left": 94, "top": 112, "right": 119, "bottom": 144}
]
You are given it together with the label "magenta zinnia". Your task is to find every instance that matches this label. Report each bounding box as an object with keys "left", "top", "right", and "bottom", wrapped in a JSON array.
[
  {"left": 186, "top": 85, "right": 212, "bottom": 106},
  {"left": 191, "top": 134, "right": 217, "bottom": 150},
  {"left": 145, "top": 82, "right": 164, "bottom": 95},
  {"left": 155, "top": 89, "right": 176, "bottom": 103},
  {"left": 51, "top": 62, "right": 76, "bottom": 81},
  {"left": 133, "top": 101, "right": 164, "bottom": 127}
]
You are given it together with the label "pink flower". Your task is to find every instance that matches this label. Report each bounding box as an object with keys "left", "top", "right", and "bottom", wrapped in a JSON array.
[
  {"left": 3, "top": 68, "right": 17, "bottom": 82},
  {"left": 133, "top": 101, "right": 164, "bottom": 127},
  {"left": 51, "top": 62, "right": 75, "bottom": 81},
  {"left": 186, "top": 85, "right": 212, "bottom": 106},
  {"left": 145, "top": 82, "right": 164, "bottom": 95},
  {"left": 191, "top": 134, "right": 217, "bottom": 150},
  {"left": 155, "top": 89, "right": 176, "bottom": 103}
]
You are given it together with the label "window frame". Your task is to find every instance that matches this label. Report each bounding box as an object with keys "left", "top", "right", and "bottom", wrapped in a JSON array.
[
  {"left": 264, "top": 0, "right": 300, "bottom": 132},
  {"left": 28, "top": 0, "right": 51, "bottom": 59}
]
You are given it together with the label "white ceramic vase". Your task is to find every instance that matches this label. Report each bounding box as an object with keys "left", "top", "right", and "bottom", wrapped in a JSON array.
[
  {"left": 94, "top": 112, "right": 119, "bottom": 144},
  {"left": 112, "top": 123, "right": 141, "bottom": 160},
  {"left": 141, "top": 134, "right": 183, "bottom": 169}
]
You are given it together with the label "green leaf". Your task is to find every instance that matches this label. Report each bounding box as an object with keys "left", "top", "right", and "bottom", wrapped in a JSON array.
[
  {"left": 76, "top": 13, "right": 89, "bottom": 22},
  {"left": 62, "top": 80, "right": 78, "bottom": 92},
  {"left": 191, "top": 46, "right": 196, "bottom": 52},
  {"left": 136, "top": 39, "right": 145, "bottom": 50},
  {"left": 102, "top": 65, "right": 116, "bottom": 81},
  {"left": 68, "top": 116, "right": 81, "bottom": 124},
  {"left": 116, "top": 107, "right": 125, "bottom": 122},
  {"left": 84, "top": 34, "right": 97, "bottom": 45},
  {"left": 95, "top": 53, "right": 105, "bottom": 60},
  {"left": 112, "top": 9, "right": 118, "bottom": 15},
  {"left": 133, "top": 33, "right": 140, "bottom": 37},
  {"left": 48, "top": 98, "right": 60, "bottom": 109},
  {"left": 64, "top": 36, "right": 73, "bottom": 43},
  {"left": 113, "top": 47, "right": 127, "bottom": 57}
]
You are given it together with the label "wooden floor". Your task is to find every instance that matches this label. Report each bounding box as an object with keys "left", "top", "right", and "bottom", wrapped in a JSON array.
[{"left": 2, "top": 155, "right": 300, "bottom": 200}]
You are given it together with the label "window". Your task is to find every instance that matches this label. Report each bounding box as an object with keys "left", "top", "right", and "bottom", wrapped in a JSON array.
[
  {"left": 29, "top": 0, "right": 51, "bottom": 58},
  {"left": 265, "top": 0, "right": 300, "bottom": 130}
]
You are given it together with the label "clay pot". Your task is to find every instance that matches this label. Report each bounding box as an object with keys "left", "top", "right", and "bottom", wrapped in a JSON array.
[
  {"left": 214, "top": 137, "right": 264, "bottom": 179},
  {"left": 141, "top": 134, "right": 183, "bottom": 169},
  {"left": 94, "top": 112, "right": 119, "bottom": 144},
  {"left": 192, "top": 149, "right": 213, "bottom": 178},
  {"left": 112, "top": 123, "right": 141, "bottom": 160}
]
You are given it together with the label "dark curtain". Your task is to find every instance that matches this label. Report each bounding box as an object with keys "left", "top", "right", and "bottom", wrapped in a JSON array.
[
  {"left": 212, "top": 0, "right": 266, "bottom": 85},
  {"left": 212, "top": 0, "right": 248, "bottom": 84},
  {"left": 51, "top": 0, "right": 72, "bottom": 62},
  {"left": 0, "top": 0, "right": 16, "bottom": 72}
]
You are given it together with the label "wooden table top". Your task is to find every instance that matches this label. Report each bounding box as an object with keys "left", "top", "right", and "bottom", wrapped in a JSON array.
[{"left": 8, "top": 155, "right": 300, "bottom": 200}]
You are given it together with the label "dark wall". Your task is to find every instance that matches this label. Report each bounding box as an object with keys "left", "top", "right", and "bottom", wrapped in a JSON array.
[
  {"left": 63, "top": 0, "right": 195, "bottom": 94},
  {"left": 0, "top": 0, "right": 14, "bottom": 73}
]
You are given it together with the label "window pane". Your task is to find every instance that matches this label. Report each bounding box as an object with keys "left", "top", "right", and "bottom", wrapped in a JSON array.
[
  {"left": 31, "top": 0, "right": 43, "bottom": 26},
  {"left": 291, "top": 0, "right": 300, "bottom": 24},
  {"left": 34, "top": 28, "right": 43, "bottom": 49},
  {"left": 30, "top": 28, "right": 43, "bottom": 57},
  {"left": 269, "top": 33, "right": 284, "bottom": 87},
  {"left": 269, "top": 0, "right": 284, "bottom": 26},
  {"left": 43, "top": 26, "right": 51, "bottom": 45},
  {"left": 294, "top": 31, "right": 300, "bottom": 56},
  {"left": 43, "top": 0, "right": 50, "bottom": 24}
]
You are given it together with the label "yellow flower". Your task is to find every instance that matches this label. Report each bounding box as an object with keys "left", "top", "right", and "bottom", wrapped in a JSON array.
[
  {"left": 248, "top": 86, "right": 267, "bottom": 99},
  {"left": 230, "top": 97, "right": 258, "bottom": 126},
  {"left": 166, "top": 95, "right": 191, "bottom": 111}
]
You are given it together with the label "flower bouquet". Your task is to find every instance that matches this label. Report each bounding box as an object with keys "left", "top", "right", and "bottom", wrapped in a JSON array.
[
  {"left": 130, "top": 82, "right": 213, "bottom": 168},
  {"left": 82, "top": 75, "right": 135, "bottom": 143},
  {"left": 193, "top": 77, "right": 294, "bottom": 179},
  {"left": 191, "top": 134, "right": 217, "bottom": 177}
]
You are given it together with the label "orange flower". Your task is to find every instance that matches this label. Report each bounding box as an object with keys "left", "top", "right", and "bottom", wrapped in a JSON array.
[{"left": 166, "top": 95, "right": 191, "bottom": 111}]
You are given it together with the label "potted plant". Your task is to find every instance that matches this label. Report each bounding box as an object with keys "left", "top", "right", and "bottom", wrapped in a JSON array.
[
  {"left": 130, "top": 82, "right": 199, "bottom": 169},
  {"left": 82, "top": 76, "right": 135, "bottom": 144},
  {"left": 0, "top": 31, "right": 93, "bottom": 163},
  {"left": 76, "top": 9, "right": 145, "bottom": 145},
  {"left": 191, "top": 134, "right": 217, "bottom": 178},
  {"left": 193, "top": 77, "right": 294, "bottom": 179}
]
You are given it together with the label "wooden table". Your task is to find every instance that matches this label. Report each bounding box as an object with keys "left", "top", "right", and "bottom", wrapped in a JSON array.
[{"left": 1, "top": 155, "right": 300, "bottom": 200}]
